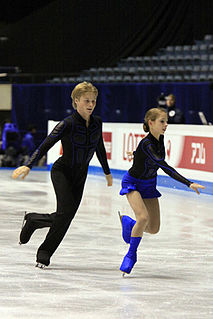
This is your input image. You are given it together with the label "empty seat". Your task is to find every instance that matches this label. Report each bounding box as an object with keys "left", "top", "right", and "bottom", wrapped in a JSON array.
[
  {"left": 193, "top": 65, "right": 201, "bottom": 72},
  {"left": 119, "top": 66, "right": 129, "bottom": 74},
  {"left": 140, "top": 75, "right": 149, "bottom": 82},
  {"left": 144, "top": 66, "right": 152, "bottom": 73},
  {"left": 190, "top": 74, "right": 199, "bottom": 81},
  {"left": 192, "top": 45, "right": 199, "bottom": 52},
  {"left": 192, "top": 54, "right": 200, "bottom": 64},
  {"left": 200, "top": 54, "right": 208, "bottom": 64},
  {"left": 157, "top": 75, "right": 166, "bottom": 82},
  {"left": 159, "top": 55, "right": 167, "bottom": 65},
  {"left": 176, "top": 65, "right": 185, "bottom": 73},
  {"left": 185, "top": 65, "right": 193, "bottom": 72},
  {"left": 199, "top": 44, "right": 208, "bottom": 52},
  {"left": 152, "top": 66, "right": 161, "bottom": 74},
  {"left": 167, "top": 55, "right": 176, "bottom": 64},
  {"left": 209, "top": 44, "right": 213, "bottom": 51},
  {"left": 97, "top": 67, "right": 106, "bottom": 74},
  {"left": 106, "top": 75, "right": 117, "bottom": 82},
  {"left": 183, "top": 45, "right": 191, "bottom": 54},
  {"left": 201, "top": 65, "right": 209, "bottom": 72},
  {"left": 132, "top": 75, "right": 141, "bottom": 82},
  {"left": 160, "top": 66, "right": 168, "bottom": 73},
  {"left": 137, "top": 66, "right": 145, "bottom": 74},
  {"left": 129, "top": 66, "right": 137, "bottom": 74},
  {"left": 123, "top": 75, "right": 132, "bottom": 82},
  {"left": 68, "top": 77, "right": 76, "bottom": 82},
  {"left": 183, "top": 74, "right": 191, "bottom": 81},
  {"left": 99, "top": 76, "right": 108, "bottom": 82},
  {"left": 165, "top": 46, "right": 174, "bottom": 53},
  {"left": 105, "top": 67, "right": 114, "bottom": 75},
  {"left": 91, "top": 76, "right": 100, "bottom": 82},
  {"left": 89, "top": 67, "right": 99, "bottom": 75},
  {"left": 176, "top": 55, "right": 184, "bottom": 63},
  {"left": 168, "top": 66, "right": 176, "bottom": 73},
  {"left": 174, "top": 45, "right": 182, "bottom": 53},
  {"left": 183, "top": 55, "right": 193, "bottom": 64},
  {"left": 204, "top": 34, "right": 213, "bottom": 43},
  {"left": 135, "top": 56, "right": 144, "bottom": 65},
  {"left": 148, "top": 75, "right": 154, "bottom": 82},
  {"left": 207, "top": 73, "right": 213, "bottom": 80},
  {"left": 114, "top": 75, "right": 123, "bottom": 82},
  {"left": 199, "top": 73, "right": 208, "bottom": 81},
  {"left": 165, "top": 75, "right": 174, "bottom": 81},
  {"left": 144, "top": 56, "right": 152, "bottom": 65},
  {"left": 151, "top": 56, "right": 159, "bottom": 65},
  {"left": 174, "top": 75, "right": 182, "bottom": 81}
]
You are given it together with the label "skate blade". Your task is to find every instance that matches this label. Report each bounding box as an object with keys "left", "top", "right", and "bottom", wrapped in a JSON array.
[
  {"left": 18, "top": 211, "right": 27, "bottom": 245},
  {"left": 21, "top": 211, "right": 27, "bottom": 229},
  {"left": 118, "top": 211, "right": 122, "bottom": 225},
  {"left": 35, "top": 263, "right": 46, "bottom": 269}
]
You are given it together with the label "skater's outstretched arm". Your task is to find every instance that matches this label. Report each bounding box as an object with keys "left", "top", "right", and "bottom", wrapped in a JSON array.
[{"left": 12, "top": 166, "right": 30, "bottom": 180}]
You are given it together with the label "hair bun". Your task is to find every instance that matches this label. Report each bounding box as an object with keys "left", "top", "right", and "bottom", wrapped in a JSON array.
[{"left": 143, "top": 122, "right": 149, "bottom": 132}]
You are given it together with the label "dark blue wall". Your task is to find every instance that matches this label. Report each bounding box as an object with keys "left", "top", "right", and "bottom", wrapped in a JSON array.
[{"left": 12, "top": 82, "right": 213, "bottom": 142}]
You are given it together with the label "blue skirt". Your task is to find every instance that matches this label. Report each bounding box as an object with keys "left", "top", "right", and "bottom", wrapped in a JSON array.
[{"left": 119, "top": 172, "right": 161, "bottom": 199}]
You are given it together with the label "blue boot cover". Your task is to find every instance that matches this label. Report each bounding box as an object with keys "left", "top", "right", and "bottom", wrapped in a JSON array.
[
  {"left": 121, "top": 216, "right": 136, "bottom": 244},
  {"left": 120, "top": 237, "right": 141, "bottom": 274}
]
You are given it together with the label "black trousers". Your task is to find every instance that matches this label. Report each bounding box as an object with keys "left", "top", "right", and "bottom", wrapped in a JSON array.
[{"left": 34, "top": 164, "right": 88, "bottom": 260}]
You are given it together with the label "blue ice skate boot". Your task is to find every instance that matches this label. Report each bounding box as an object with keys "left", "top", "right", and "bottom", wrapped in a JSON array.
[
  {"left": 120, "top": 237, "right": 141, "bottom": 275},
  {"left": 118, "top": 212, "right": 136, "bottom": 244}
]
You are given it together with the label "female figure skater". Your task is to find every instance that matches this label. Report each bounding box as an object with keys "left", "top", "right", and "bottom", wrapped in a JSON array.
[
  {"left": 12, "top": 82, "right": 113, "bottom": 268},
  {"left": 119, "top": 108, "right": 204, "bottom": 275}
]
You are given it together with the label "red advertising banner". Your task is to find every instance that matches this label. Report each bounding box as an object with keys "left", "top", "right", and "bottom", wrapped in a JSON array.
[
  {"left": 103, "top": 132, "right": 112, "bottom": 160},
  {"left": 178, "top": 136, "right": 213, "bottom": 172}
]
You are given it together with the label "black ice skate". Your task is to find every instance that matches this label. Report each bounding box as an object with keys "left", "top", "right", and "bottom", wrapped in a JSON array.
[
  {"left": 36, "top": 250, "right": 50, "bottom": 269},
  {"left": 19, "top": 212, "right": 38, "bottom": 245}
]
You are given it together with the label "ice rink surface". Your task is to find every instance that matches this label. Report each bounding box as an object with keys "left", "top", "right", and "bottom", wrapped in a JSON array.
[{"left": 0, "top": 169, "right": 212, "bottom": 319}]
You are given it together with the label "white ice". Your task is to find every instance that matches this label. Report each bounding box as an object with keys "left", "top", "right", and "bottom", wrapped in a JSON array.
[{"left": 0, "top": 169, "right": 212, "bottom": 319}]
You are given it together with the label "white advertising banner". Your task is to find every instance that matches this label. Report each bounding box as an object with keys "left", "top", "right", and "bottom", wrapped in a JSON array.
[{"left": 47, "top": 121, "right": 213, "bottom": 182}]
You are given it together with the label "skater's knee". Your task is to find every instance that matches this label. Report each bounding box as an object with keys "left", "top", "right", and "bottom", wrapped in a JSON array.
[
  {"left": 147, "top": 223, "right": 160, "bottom": 234},
  {"left": 135, "top": 213, "right": 149, "bottom": 227}
]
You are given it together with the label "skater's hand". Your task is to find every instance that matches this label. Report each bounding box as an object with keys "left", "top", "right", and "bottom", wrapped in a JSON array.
[
  {"left": 189, "top": 183, "right": 205, "bottom": 195},
  {"left": 12, "top": 166, "right": 30, "bottom": 180},
  {"left": 105, "top": 173, "right": 113, "bottom": 186}
]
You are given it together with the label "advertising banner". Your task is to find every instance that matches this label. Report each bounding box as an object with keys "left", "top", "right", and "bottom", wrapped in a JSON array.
[{"left": 47, "top": 121, "right": 213, "bottom": 180}]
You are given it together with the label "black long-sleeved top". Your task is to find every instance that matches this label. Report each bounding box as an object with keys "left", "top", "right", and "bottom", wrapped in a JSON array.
[
  {"left": 26, "top": 111, "right": 110, "bottom": 175},
  {"left": 129, "top": 133, "right": 192, "bottom": 187}
]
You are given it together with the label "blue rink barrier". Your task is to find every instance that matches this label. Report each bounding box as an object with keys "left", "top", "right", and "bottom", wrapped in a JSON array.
[{"left": 88, "top": 166, "right": 213, "bottom": 196}]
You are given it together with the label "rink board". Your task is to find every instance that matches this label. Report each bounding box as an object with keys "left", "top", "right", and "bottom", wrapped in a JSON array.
[{"left": 47, "top": 121, "right": 213, "bottom": 195}]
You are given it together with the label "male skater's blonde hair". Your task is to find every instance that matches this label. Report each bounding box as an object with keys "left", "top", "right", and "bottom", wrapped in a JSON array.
[{"left": 71, "top": 82, "right": 98, "bottom": 109}]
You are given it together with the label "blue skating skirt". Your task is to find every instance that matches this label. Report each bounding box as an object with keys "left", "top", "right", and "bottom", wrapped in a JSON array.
[{"left": 119, "top": 172, "right": 161, "bottom": 199}]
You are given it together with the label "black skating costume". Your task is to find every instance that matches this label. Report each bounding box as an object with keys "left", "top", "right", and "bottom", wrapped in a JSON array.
[{"left": 22, "top": 110, "right": 110, "bottom": 266}]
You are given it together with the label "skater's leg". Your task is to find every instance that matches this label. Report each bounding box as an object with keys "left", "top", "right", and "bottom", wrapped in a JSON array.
[
  {"left": 120, "top": 191, "right": 148, "bottom": 274},
  {"left": 19, "top": 212, "right": 56, "bottom": 244},
  {"left": 118, "top": 200, "right": 159, "bottom": 243},
  {"left": 143, "top": 198, "right": 160, "bottom": 234},
  {"left": 36, "top": 168, "right": 86, "bottom": 266},
  {"left": 126, "top": 191, "right": 149, "bottom": 237}
]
